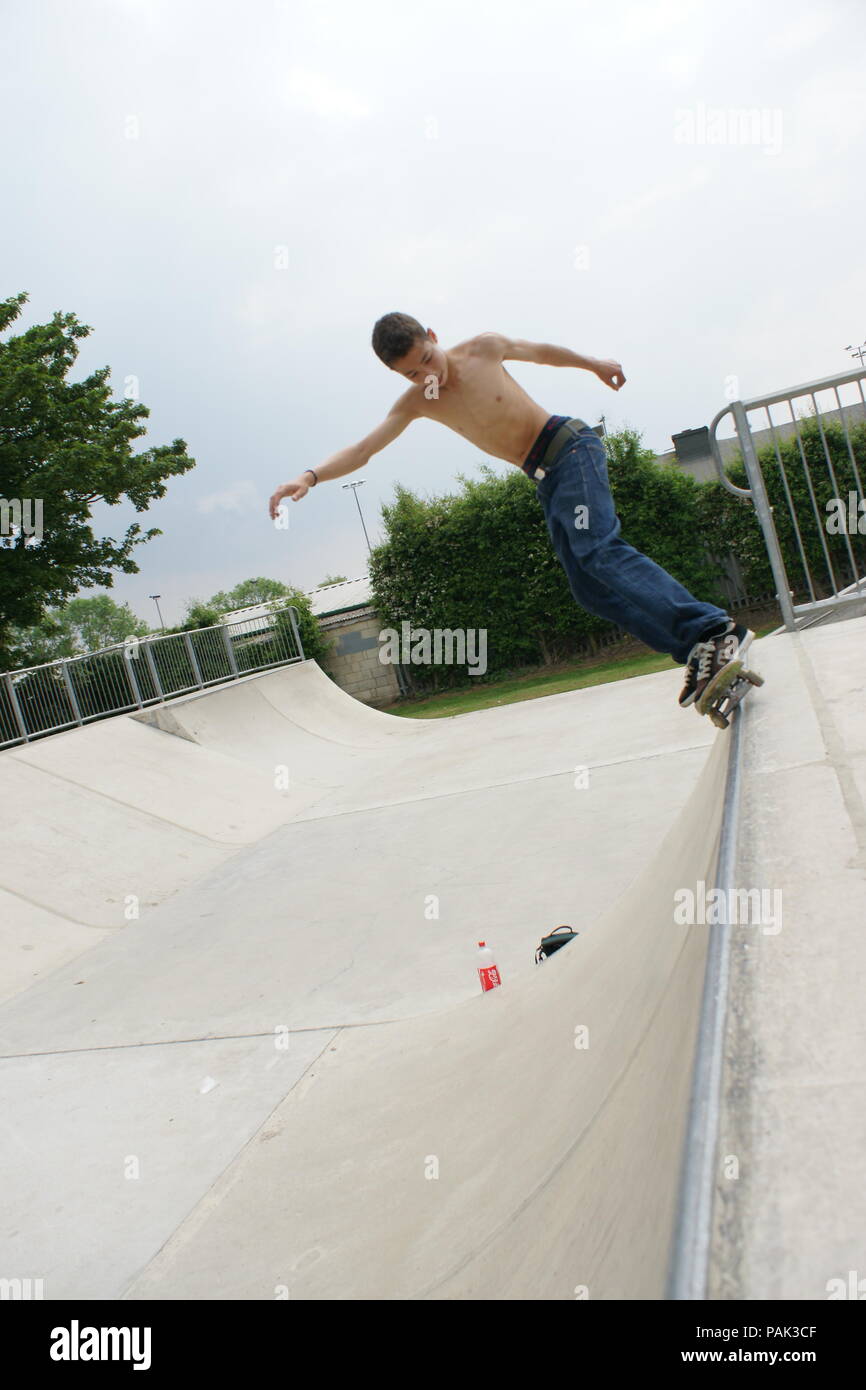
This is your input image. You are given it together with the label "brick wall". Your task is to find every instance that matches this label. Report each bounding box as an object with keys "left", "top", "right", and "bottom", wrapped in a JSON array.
[{"left": 319, "top": 609, "right": 401, "bottom": 708}]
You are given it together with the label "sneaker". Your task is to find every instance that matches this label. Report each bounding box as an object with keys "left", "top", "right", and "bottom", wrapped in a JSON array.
[{"left": 678, "top": 620, "right": 753, "bottom": 708}]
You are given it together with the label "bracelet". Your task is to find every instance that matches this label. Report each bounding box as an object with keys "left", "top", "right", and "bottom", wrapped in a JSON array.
[{"left": 304, "top": 468, "right": 318, "bottom": 486}]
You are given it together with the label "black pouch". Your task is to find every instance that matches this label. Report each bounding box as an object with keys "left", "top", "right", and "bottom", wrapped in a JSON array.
[{"left": 534, "top": 925, "right": 578, "bottom": 964}]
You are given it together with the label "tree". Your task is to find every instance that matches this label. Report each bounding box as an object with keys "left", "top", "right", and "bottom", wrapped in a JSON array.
[
  {"left": 4, "top": 595, "right": 150, "bottom": 668},
  {"left": 0, "top": 292, "right": 194, "bottom": 667},
  {"left": 188, "top": 582, "right": 332, "bottom": 668},
  {"left": 2, "top": 610, "right": 71, "bottom": 668},
  {"left": 317, "top": 574, "right": 348, "bottom": 587},
  {"left": 175, "top": 601, "right": 223, "bottom": 631},
  {"left": 207, "top": 577, "right": 292, "bottom": 612},
  {"left": 60, "top": 595, "right": 151, "bottom": 652}
]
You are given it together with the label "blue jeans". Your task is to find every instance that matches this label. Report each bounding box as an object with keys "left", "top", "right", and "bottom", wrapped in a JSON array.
[{"left": 534, "top": 423, "right": 728, "bottom": 664}]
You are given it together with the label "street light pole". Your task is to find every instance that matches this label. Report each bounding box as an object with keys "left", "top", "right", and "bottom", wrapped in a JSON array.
[
  {"left": 342, "top": 480, "right": 372, "bottom": 554},
  {"left": 149, "top": 594, "right": 166, "bottom": 632}
]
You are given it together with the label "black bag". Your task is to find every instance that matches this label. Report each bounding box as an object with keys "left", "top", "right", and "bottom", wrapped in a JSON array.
[{"left": 535, "top": 925, "right": 578, "bottom": 964}]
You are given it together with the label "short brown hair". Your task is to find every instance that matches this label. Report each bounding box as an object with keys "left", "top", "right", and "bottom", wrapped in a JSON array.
[{"left": 371, "top": 312, "right": 427, "bottom": 367}]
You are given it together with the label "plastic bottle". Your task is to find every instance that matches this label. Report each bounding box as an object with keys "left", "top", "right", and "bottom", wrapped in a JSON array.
[{"left": 477, "top": 940, "right": 501, "bottom": 993}]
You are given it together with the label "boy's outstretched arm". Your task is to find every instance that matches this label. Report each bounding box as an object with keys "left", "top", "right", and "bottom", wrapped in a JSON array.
[
  {"left": 479, "top": 332, "right": 626, "bottom": 390},
  {"left": 268, "top": 395, "right": 418, "bottom": 518}
]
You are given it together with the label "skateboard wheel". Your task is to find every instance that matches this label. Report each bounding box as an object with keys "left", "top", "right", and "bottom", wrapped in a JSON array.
[
  {"left": 743, "top": 669, "right": 764, "bottom": 686},
  {"left": 709, "top": 710, "right": 729, "bottom": 729}
]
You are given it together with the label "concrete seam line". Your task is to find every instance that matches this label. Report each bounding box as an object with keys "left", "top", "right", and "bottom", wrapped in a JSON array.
[
  {"left": 0, "top": 1017, "right": 411, "bottom": 1060},
  {"left": 1, "top": 754, "right": 258, "bottom": 848},
  {"left": 286, "top": 747, "right": 713, "bottom": 827},
  {"left": 665, "top": 700, "right": 746, "bottom": 1300},
  {"left": 117, "top": 1026, "right": 344, "bottom": 1300}
]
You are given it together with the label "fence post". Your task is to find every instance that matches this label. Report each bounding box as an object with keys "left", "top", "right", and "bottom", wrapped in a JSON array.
[
  {"left": 123, "top": 641, "right": 144, "bottom": 708},
  {"left": 144, "top": 640, "right": 164, "bottom": 701},
  {"left": 3, "top": 673, "right": 29, "bottom": 743},
  {"left": 732, "top": 400, "right": 797, "bottom": 631},
  {"left": 287, "top": 605, "right": 305, "bottom": 660},
  {"left": 221, "top": 622, "right": 240, "bottom": 678},
  {"left": 183, "top": 632, "right": 204, "bottom": 688},
  {"left": 60, "top": 660, "right": 84, "bottom": 726}
]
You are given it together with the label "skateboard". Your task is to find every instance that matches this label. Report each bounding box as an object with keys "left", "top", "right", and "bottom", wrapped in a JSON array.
[{"left": 696, "top": 659, "right": 764, "bottom": 729}]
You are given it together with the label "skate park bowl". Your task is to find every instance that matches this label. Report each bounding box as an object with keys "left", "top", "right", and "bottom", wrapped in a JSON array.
[{"left": 1, "top": 622, "right": 864, "bottom": 1301}]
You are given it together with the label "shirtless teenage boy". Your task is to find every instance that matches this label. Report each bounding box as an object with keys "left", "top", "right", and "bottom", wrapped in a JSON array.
[{"left": 268, "top": 311, "right": 752, "bottom": 709}]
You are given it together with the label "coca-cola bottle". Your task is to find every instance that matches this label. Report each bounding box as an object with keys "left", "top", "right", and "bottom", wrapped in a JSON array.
[{"left": 477, "top": 940, "right": 501, "bottom": 992}]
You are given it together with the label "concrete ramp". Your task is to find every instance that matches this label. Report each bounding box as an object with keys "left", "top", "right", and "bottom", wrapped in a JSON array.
[
  {"left": 1, "top": 657, "right": 730, "bottom": 1299},
  {"left": 123, "top": 730, "right": 729, "bottom": 1301},
  {"left": 0, "top": 664, "right": 437, "bottom": 997}
]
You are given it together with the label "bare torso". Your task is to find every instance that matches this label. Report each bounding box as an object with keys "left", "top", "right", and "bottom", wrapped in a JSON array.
[{"left": 406, "top": 336, "right": 553, "bottom": 467}]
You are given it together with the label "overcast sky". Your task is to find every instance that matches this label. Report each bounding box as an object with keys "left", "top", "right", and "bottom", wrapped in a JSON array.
[{"left": 3, "top": 0, "right": 864, "bottom": 626}]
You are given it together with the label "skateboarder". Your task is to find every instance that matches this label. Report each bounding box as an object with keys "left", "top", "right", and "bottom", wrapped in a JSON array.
[{"left": 268, "top": 312, "right": 753, "bottom": 710}]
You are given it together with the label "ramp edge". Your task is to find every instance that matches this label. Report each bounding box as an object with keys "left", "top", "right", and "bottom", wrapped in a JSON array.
[{"left": 666, "top": 707, "right": 745, "bottom": 1300}]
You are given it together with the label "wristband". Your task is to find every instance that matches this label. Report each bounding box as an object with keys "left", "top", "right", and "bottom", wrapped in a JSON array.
[{"left": 304, "top": 468, "right": 318, "bottom": 486}]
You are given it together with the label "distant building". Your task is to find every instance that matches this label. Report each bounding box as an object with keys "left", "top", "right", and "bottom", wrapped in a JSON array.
[{"left": 656, "top": 399, "right": 866, "bottom": 483}]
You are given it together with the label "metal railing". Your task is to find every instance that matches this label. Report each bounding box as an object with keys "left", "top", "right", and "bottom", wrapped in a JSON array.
[
  {"left": 0, "top": 601, "right": 304, "bottom": 750},
  {"left": 708, "top": 368, "right": 866, "bottom": 630}
]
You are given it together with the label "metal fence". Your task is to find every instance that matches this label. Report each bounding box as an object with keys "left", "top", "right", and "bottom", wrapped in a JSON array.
[
  {"left": 708, "top": 367, "right": 866, "bottom": 630},
  {"left": 0, "top": 602, "right": 305, "bottom": 750}
]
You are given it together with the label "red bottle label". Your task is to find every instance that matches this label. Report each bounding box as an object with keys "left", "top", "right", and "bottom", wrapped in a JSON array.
[{"left": 479, "top": 965, "right": 501, "bottom": 992}]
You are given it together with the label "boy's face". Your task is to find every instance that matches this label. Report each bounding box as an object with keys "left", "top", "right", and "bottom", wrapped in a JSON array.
[{"left": 390, "top": 329, "right": 449, "bottom": 388}]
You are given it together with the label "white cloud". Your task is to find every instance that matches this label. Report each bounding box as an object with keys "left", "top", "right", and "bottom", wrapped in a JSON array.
[
  {"left": 284, "top": 68, "right": 369, "bottom": 119},
  {"left": 661, "top": 49, "right": 704, "bottom": 84},
  {"left": 598, "top": 166, "right": 710, "bottom": 234},
  {"left": 397, "top": 236, "right": 454, "bottom": 266},
  {"left": 777, "top": 9, "right": 835, "bottom": 51},
  {"left": 197, "top": 482, "right": 259, "bottom": 515},
  {"left": 620, "top": 0, "right": 704, "bottom": 43}
]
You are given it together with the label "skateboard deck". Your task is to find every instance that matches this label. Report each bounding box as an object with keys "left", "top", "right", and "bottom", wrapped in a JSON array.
[{"left": 695, "top": 658, "right": 764, "bottom": 729}]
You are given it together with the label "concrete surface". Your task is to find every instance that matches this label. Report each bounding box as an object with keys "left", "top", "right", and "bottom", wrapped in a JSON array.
[
  {"left": 710, "top": 617, "right": 866, "bottom": 1300},
  {"left": 0, "top": 628, "right": 862, "bottom": 1301}
]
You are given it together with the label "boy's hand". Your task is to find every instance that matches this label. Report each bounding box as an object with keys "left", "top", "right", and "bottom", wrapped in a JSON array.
[
  {"left": 595, "top": 359, "right": 626, "bottom": 390},
  {"left": 269, "top": 478, "right": 309, "bottom": 518}
]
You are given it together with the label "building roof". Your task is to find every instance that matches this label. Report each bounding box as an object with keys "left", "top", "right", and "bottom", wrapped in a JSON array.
[
  {"left": 219, "top": 577, "right": 373, "bottom": 631},
  {"left": 305, "top": 576, "right": 372, "bottom": 616}
]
